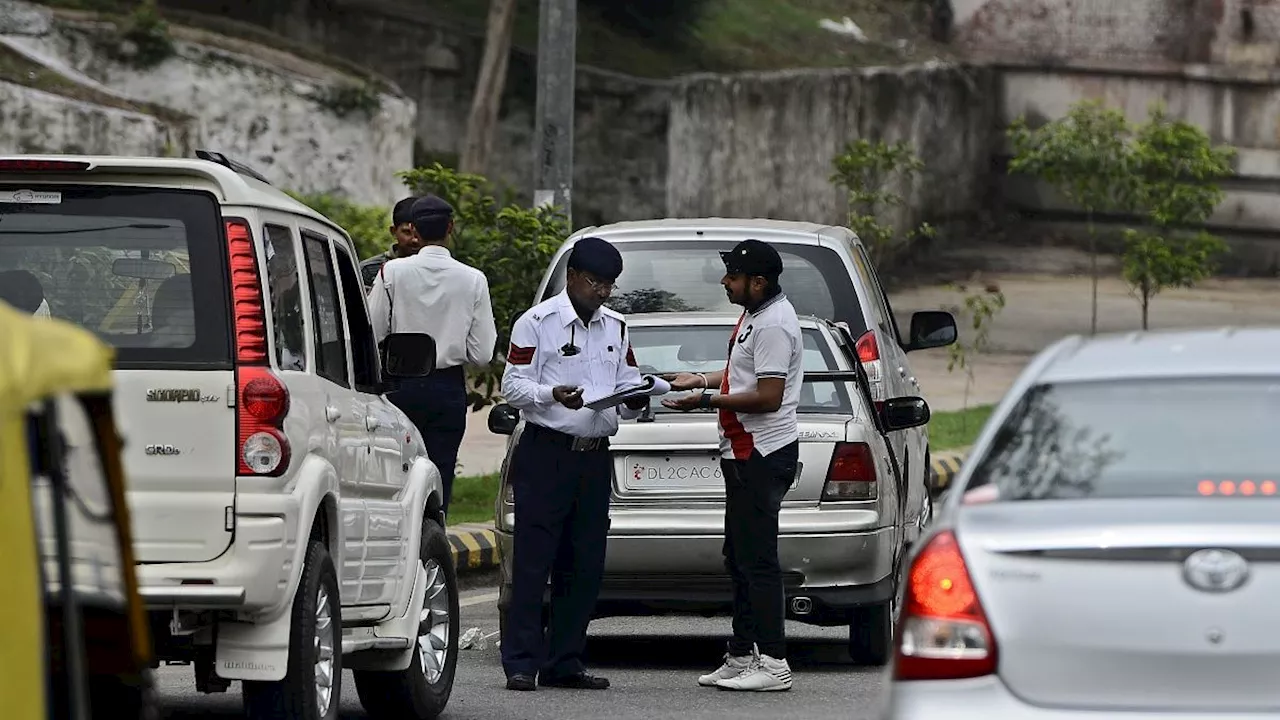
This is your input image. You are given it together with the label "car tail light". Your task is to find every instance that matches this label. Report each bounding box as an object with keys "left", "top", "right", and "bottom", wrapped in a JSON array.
[
  {"left": 856, "top": 330, "right": 886, "bottom": 407},
  {"left": 894, "top": 530, "right": 998, "bottom": 681},
  {"left": 227, "top": 219, "right": 291, "bottom": 476},
  {"left": 822, "top": 442, "right": 876, "bottom": 500},
  {"left": 0, "top": 159, "right": 91, "bottom": 172}
]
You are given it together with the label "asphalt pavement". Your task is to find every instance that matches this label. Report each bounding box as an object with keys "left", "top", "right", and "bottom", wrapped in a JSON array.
[{"left": 151, "top": 571, "right": 886, "bottom": 720}]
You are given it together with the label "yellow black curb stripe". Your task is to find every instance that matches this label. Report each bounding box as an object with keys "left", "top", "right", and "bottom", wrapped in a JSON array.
[
  {"left": 930, "top": 453, "right": 967, "bottom": 491},
  {"left": 447, "top": 527, "right": 500, "bottom": 572}
]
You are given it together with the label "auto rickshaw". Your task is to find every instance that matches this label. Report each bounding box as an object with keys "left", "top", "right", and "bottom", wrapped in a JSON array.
[{"left": 0, "top": 301, "right": 156, "bottom": 719}]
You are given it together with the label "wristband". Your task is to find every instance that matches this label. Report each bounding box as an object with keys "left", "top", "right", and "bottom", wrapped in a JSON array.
[{"left": 697, "top": 391, "right": 713, "bottom": 409}]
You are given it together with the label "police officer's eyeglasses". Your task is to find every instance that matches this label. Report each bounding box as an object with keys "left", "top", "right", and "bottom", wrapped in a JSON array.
[{"left": 583, "top": 276, "right": 617, "bottom": 294}]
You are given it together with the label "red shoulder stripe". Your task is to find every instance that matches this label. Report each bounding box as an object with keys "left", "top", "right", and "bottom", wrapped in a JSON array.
[
  {"left": 507, "top": 344, "right": 535, "bottom": 365},
  {"left": 625, "top": 344, "right": 637, "bottom": 367}
]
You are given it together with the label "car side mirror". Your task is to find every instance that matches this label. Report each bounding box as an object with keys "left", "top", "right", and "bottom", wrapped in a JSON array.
[
  {"left": 381, "top": 332, "right": 436, "bottom": 378},
  {"left": 905, "top": 310, "right": 958, "bottom": 352},
  {"left": 488, "top": 403, "right": 520, "bottom": 436},
  {"left": 881, "top": 396, "right": 931, "bottom": 432}
]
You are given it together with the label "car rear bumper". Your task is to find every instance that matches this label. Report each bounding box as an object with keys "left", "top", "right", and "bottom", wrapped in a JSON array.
[
  {"left": 886, "top": 675, "right": 1276, "bottom": 720},
  {"left": 135, "top": 492, "right": 298, "bottom": 613},
  {"left": 496, "top": 524, "right": 896, "bottom": 625}
]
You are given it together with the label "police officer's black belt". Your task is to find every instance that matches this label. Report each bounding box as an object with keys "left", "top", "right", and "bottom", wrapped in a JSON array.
[{"left": 525, "top": 423, "right": 608, "bottom": 452}]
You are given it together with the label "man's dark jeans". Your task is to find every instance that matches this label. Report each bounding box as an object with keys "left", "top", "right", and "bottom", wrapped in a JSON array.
[
  {"left": 388, "top": 365, "right": 467, "bottom": 515},
  {"left": 720, "top": 439, "right": 799, "bottom": 660}
]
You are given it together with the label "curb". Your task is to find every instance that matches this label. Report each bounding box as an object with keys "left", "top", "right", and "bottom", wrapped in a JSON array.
[
  {"left": 447, "top": 524, "right": 500, "bottom": 573},
  {"left": 930, "top": 449, "right": 968, "bottom": 491}
]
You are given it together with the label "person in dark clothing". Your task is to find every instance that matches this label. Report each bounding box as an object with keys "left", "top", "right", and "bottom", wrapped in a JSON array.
[
  {"left": 0, "top": 270, "right": 46, "bottom": 314},
  {"left": 360, "top": 195, "right": 422, "bottom": 290}
]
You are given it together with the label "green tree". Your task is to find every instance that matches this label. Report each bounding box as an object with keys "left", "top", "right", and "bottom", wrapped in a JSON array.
[
  {"left": 1122, "top": 105, "right": 1235, "bottom": 329},
  {"left": 830, "top": 139, "right": 933, "bottom": 267},
  {"left": 398, "top": 163, "right": 567, "bottom": 409},
  {"left": 944, "top": 281, "right": 1006, "bottom": 418},
  {"left": 1007, "top": 100, "right": 1136, "bottom": 335}
]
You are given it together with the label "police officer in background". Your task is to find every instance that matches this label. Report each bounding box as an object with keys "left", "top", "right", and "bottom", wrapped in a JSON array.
[
  {"left": 360, "top": 195, "right": 421, "bottom": 290},
  {"left": 500, "top": 237, "right": 648, "bottom": 692},
  {"left": 368, "top": 194, "right": 497, "bottom": 517}
]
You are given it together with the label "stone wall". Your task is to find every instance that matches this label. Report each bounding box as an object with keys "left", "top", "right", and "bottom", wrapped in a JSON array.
[
  {"left": 667, "top": 62, "right": 999, "bottom": 242},
  {"left": 153, "top": 0, "right": 673, "bottom": 226},
  {"left": 0, "top": 0, "right": 416, "bottom": 206},
  {"left": 0, "top": 81, "right": 185, "bottom": 156}
]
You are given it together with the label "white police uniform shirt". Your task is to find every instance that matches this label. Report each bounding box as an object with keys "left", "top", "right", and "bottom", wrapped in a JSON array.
[
  {"left": 501, "top": 291, "right": 644, "bottom": 439},
  {"left": 719, "top": 292, "right": 803, "bottom": 460},
  {"left": 368, "top": 245, "right": 498, "bottom": 369}
]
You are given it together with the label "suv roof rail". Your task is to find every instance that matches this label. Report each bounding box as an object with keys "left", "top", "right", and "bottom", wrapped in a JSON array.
[{"left": 194, "top": 149, "right": 272, "bottom": 185}]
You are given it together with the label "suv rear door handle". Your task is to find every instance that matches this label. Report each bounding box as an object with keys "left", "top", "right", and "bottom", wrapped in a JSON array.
[
  {"left": 326, "top": 406, "right": 342, "bottom": 423},
  {"left": 365, "top": 416, "right": 380, "bottom": 431}
]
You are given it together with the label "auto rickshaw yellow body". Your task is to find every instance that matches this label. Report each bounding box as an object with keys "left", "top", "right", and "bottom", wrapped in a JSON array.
[{"left": 0, "top": 301, "right": 153, "bottom": 719}]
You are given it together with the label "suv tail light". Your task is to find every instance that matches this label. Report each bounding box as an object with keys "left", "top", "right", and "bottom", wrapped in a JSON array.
[
  {"left": 855, "top": 330, "right": 886, "bottom": 407},
  {"left": 0, "top": 159, "right": 91, "bottom": 172},
  {"left": 226, "top": 219, "right": 291, "bottom": 476},
  {"left": 821, "top": 442, "right": 876, "bottom": 500},
  {"left": 894, "top": 530, "right": 998, "bottom": 681}
]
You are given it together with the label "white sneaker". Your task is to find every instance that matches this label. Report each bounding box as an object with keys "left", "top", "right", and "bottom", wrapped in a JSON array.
[
  {"left": 697, "top": 653, "right": 752, "bottom": 687},
  {"left": 715, "top": 650, "right": 793, "bottom": 692}
]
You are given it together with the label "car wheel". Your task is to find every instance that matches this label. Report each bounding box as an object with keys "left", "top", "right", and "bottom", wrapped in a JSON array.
[
  {"left": 243, "top": 539, "right": 341, "bottom": 720},
  {"left": 354, "top": 518, "right": 460, "bottom": 720},
  {"left": 848, "top": 600, "right": 892, "bottom": 666}
]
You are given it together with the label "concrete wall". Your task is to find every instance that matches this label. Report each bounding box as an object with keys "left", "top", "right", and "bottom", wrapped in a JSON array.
[
  {"left": 154, "top": 0, "right": 673, "bottom": 227},
  {"left": 667, "top": 63, "right": 999, "bottom": 243},
  {"left": 0, "top": 81, "right": 184, "bottom": 156},
  {"left": 0, "top": 0, "right": 416, "bottom": 206}
]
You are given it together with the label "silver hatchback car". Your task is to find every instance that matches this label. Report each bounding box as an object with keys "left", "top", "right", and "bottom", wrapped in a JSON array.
[
  {"left": 886, "top": 327, "right": 1280, "bottom": 718},
  {"left": 489, "top": 312, "right": 935, "bottom": 665}
]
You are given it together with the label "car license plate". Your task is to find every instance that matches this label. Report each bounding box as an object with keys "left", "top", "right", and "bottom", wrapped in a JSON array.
[{"left": 624, "top": 454, "right": 723, "bottom": 489}]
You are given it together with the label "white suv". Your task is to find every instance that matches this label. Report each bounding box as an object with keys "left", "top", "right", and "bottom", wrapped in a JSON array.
[{"left": 0, "top": 153, "right": 459, "bottom": 720}]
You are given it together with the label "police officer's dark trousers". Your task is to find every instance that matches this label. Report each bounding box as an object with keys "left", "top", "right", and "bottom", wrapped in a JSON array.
[
  {"left": 721, "top": 439, "right": 799, "bottom": 659},
  {"left": 501, "top": 423, "right": 611, "bottom": 680},
  {"left": 388, "top": 365, "right": 467, "bottom": 514}
]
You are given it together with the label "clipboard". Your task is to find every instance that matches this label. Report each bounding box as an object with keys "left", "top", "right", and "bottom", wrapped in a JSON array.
[{"left": 583, "top": 375, "right": 672, "bottom": 411}]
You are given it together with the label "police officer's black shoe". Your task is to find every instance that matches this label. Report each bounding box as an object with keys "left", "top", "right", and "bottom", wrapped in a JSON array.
[
  {"left": 506, "top": 673, "right": 537, "bottom": 691},
  {"left": 538, "top": 672, "right": 610, "bottom": 690}
]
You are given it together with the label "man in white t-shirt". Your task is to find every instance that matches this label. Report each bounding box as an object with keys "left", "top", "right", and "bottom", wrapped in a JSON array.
[{"left": 663, "top": 239, "right": 804, "bottom": 692}]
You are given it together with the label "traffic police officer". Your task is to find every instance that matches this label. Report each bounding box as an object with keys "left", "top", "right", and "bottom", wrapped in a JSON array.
[
  {"left": 500, "top": 236, "right": 648, "bottom": 692},
  {"left": 368, "top": 194, "right": 497, "bottom": 517}
]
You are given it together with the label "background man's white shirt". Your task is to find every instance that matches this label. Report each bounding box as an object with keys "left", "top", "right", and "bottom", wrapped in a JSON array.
[{"left": 367, "top": 245, "right": 498, "bottom": 369}]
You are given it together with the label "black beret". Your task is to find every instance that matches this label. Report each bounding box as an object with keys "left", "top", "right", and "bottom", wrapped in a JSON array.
[
  {"left": 567, "top": 236, "right": 623, "bottom": 282},
  {"left": 392, "top": 196, "right": 419, "bottom": 225},
  {"left": 721, "top": 239, "right": 783, "bottom": 277},
  {"left": 410, "top": 194, "right": 454, "bottom": 223}
]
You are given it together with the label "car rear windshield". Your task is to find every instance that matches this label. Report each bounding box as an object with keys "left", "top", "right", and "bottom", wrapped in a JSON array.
[
  {"left": 0, "top": 185, "right": 231, "bottom": 368},
  {"left": 965, "top": 377, "right": 1280, "bottom": 501},
  {"left": 542, "top": 240, "right": 867, "bottom": 335},
  {"left": 629, "top": 324, "right": 858, "bottom": 414}
]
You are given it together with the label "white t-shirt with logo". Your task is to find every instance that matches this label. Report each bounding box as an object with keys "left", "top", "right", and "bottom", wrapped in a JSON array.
[{"left": 718, "top": 293, "right": 803, "bottom": 460}]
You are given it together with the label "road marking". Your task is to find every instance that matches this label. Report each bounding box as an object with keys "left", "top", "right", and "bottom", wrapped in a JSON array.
[{"left": 460, "top": 590, "right": 500, "bottom": 607}]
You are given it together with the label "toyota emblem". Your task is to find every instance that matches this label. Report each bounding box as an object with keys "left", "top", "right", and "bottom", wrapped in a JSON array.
[{"left": 1182, "top": 549, "right": 1250, "bottom": 594}]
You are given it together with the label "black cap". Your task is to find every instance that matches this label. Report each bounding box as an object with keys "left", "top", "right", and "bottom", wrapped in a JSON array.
[
  {"left": 391, "top": 196, "right": 419, "bottom": 225},
  {"left": 721, "top": 239, "right": 783, "bottom": 277},
  {"left": 410, "top": 194, "right": 454, "bottom": 223},
  {"left": 567, "top": 236, "right": 624, "bottom": 282}
]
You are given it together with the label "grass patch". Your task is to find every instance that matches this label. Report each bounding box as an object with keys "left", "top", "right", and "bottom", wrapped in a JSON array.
[
  {"left": 448, "top": 473, "right": 500, "bottom": 525},
  {"left": 929, "top": 404, "right": 995, "bottom": 452}
]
